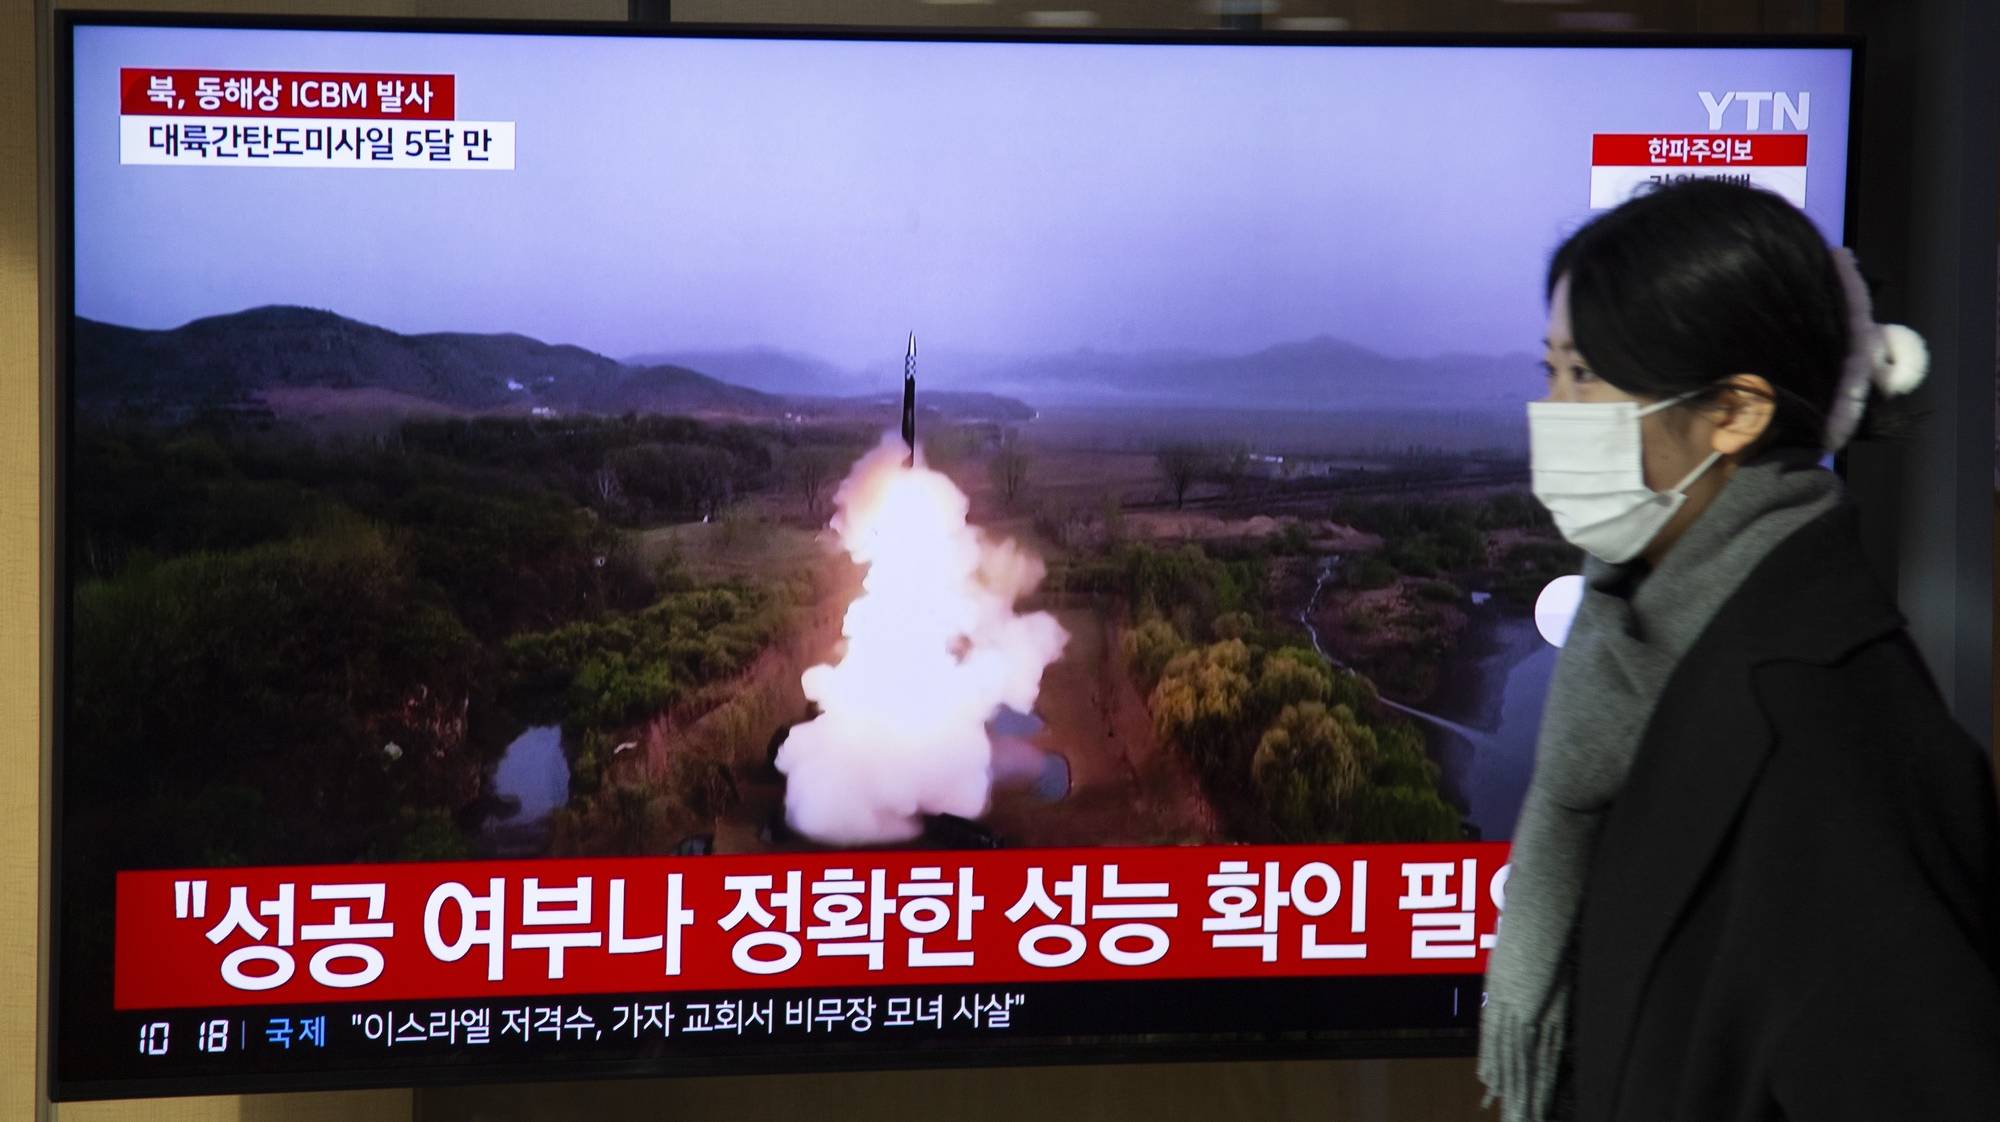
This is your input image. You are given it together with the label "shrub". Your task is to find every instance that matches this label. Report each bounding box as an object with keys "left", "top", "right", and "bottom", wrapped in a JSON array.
[
  {"left": 1149, "top": 639, "right": 1254, "bottom": 770},
  {"left": 1414, "top": 578, "right": 1462, "bottom": 604},
  {"left": 1344, "top": 554, "right": 1396, "bottom": 590},
  {"left": 1121, "top": 617, "right": 1187, "bottom": 689},
  {"left": 1251, "top": 702, "right": 1375, "bottom": 842}
]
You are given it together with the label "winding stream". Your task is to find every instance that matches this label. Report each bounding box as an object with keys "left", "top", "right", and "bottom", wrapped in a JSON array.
[
  {"left": 1295, "top": 556, "right": 1342, "bottom": 661},
  {"left": 1296, "top": 555, "right": 1490, "bottom": 744}
]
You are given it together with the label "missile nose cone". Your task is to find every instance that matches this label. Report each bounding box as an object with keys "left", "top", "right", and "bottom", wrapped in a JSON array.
[{"left": 907, "top": 332, "right": 917, "bottom": 360}]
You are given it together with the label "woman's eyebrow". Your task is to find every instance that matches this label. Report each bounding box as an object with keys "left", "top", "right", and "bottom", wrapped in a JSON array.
[{"left": 1540, "top": 337, "right": 1577, "bottom": 353}]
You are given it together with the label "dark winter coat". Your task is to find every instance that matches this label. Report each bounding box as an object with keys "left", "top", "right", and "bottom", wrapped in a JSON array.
[{"left": 1563, "top": 501, "right": 2000, "bottom": 1120}]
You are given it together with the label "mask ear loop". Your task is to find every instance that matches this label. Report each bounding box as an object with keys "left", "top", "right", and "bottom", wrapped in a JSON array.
[
  {"left": 1633, "top": 386, "right": 1710, "bottom": 418},
  {"left": 1633, "top": 388, "right": 1724, "bottom": 498},
  {"left": 1661, "top": 449, "right": 1723, "bottom": 499}
]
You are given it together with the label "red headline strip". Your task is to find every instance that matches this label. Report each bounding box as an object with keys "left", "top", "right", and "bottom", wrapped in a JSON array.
[
  {"left": 119, "top": 68, "right": 456, "bottom": 120},
  {"left": 115, "top": 842, "right": 1511, "bottom": 1010},
  {"left": 1591, "top": 133, "right": 1808, "bottom": 167}
]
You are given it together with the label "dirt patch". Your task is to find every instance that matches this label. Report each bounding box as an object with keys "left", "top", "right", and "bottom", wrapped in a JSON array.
[
  {"left": 1315, "top": 522, "right": 1383, "bottom": 553},
  {"left": 983, "top": 607, "right": 1221, "bottom": 847},
  {"left": 1119, "top": 510, "right": 1289, "bottom": 542}
]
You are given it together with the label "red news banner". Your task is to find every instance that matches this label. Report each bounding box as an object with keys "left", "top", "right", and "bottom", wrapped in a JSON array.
[
  {"left": 1588, "top": 132, "right": 1810, "bottom": 209},
  {"left": 118, "top": 67, "right": 512, "bottom": 170},
  {"left": 120, "top": 68, "right": 456, "bottom": 119},
  {"left": 1590, "top": 133, "right": 1808, "bottom": 167},
  {"left": 117, "top": 843, "right": 1511, "bottom": 1010}
]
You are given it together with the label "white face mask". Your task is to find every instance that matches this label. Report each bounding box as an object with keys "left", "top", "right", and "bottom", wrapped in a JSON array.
[{"left": 1527, "top": 391, "right": 1722, "bottom": 565}]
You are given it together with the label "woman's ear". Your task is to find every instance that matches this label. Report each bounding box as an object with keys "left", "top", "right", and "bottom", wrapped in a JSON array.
[{"left": 1709, "top": 373, "right": 1776, "bottom": 455}]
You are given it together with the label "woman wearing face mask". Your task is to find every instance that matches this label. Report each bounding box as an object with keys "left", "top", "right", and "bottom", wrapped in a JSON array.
[{"left": 1476, "top": 178, "right": 2000, "bottom": 1122}]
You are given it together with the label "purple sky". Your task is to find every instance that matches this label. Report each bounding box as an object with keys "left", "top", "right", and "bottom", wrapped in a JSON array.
[{"left": 74, "top": 26, "right": 1852, "bottom": 370}]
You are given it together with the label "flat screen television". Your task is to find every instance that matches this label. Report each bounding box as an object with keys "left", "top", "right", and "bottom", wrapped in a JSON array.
[{"left": 51, "top": 12, "right": 1859, "bottom": 1100}]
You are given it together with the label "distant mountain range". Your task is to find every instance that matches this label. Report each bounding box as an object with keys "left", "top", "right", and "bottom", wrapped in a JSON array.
[
  {"left": 71, "top": 306, "right": 1034, "bottom": 426},
  {"left": 962, "top": 337, "right": 1536, "bottom": 412},
  {"left": 638, "top": 337, "right": 1535, "bottom": 413},
  {"left": 626, "top": 346, "right": 869, "bottom": 398},
  {"left": 74, "top": 306, "right": 775, "bottom": 420},
  {"left": 72, "top": 305, "right": 1532, "bottom": 426}
]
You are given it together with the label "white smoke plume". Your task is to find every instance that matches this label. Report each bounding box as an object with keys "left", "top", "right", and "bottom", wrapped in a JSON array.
[{"left": 777, "top": 434, "right": 1069, "bottom": 844}]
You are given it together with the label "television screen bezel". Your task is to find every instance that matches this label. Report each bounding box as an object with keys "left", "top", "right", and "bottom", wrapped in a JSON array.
[{"left": 48, "top": 8, "right": 1864, "bottom": 1101}]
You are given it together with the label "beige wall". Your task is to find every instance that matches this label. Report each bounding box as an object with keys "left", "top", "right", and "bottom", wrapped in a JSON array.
[
  {"left": 0, "top": 5, "right": 1498, "bottom": 1121},
  {"left": 421, "top": 1057, "right": 1488, "bottom": 1121},
  {"left": 5, "top": 10, "right": 45, "bottom": 1122}
]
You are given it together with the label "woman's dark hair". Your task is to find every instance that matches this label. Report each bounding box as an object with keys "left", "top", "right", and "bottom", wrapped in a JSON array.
[{"left": 1547, "top": 177, "right": 1863, "bottom": 450}]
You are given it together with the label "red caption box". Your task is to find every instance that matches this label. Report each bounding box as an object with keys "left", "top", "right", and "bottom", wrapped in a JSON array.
[
  {"left": 115, "top": 842, "right": 1513, "bottom": 1009},
  {"left": 119, "top": 68, "right": 456, "bottom": 120}
]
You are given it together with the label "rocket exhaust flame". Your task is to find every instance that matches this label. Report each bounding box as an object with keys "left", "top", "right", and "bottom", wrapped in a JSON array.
[{"left": 776, "top": 426, "right": 1069, "bottom": 846}]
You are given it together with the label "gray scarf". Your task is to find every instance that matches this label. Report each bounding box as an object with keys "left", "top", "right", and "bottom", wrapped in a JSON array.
[{"left": 1476, "top": 450, "right": 1842, "bottom": 1121}]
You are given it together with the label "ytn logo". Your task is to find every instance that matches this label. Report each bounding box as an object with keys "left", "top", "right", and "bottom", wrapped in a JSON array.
[{"left": 1699, "top": 91, "right": 1811, "bottom": 131}]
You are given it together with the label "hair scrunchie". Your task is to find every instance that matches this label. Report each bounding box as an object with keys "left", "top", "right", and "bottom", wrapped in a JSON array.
[{"left": 1823, "top": 246, "right": 1930, "bottom": 452}]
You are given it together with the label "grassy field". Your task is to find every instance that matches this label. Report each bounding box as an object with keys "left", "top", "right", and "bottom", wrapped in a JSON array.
[{"left": 633, "top": 515, "right": 832, "bottom": 583}]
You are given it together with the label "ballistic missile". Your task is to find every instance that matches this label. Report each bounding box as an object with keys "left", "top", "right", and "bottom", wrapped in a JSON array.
[{"left": 901, "top": 332, "right": 917, "bottom": 468}]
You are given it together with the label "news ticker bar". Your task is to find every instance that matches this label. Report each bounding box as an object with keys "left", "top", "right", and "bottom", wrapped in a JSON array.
[{"left": 67, "top": 974, "right": 1483, "bottom": 1087}]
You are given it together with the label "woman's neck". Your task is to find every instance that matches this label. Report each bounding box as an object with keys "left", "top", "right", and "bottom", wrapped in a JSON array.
[{"left": 1640, "top": 457, "right": 1740, "bottom": 568}]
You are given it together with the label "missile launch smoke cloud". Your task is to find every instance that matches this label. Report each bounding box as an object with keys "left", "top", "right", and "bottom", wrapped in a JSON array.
[{"left": 777, "top": 434, "right": 1069, "bottom": 845}]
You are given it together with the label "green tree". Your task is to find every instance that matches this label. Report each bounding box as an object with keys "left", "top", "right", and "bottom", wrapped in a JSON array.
[
  {"left": 69, "top": 519, "right": 484, "bottom": 865},
  {"left": 1149, "top": 639, "right": 1253, "bottom": 768},
  {"left": 1251, "top": 701, "right": 1375, "bottom": 841},
  {"left": 1116, "top": 542, "right": 1254, "bottom": 638},
  {"left": 1344, "top": 554, "right": 1397, "bottom": 590},
  {"left": 1121, "top": 617, "right": 1187, "bottom": 688},
  {"left": 1254, "top": 646, "right": 1334, "bottom": 718},
  {"left": 1347, "top": 719, "right": 1463, "bottom": 841}
]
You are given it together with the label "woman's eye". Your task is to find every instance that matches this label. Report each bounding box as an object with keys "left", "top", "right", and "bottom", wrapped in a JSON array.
[
  {"left": 1573, "top": 366, "right": 1598, "bottom": 384},
  {"left": 1538, "top": 360, "right": 1556, "bottom": 380}
]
